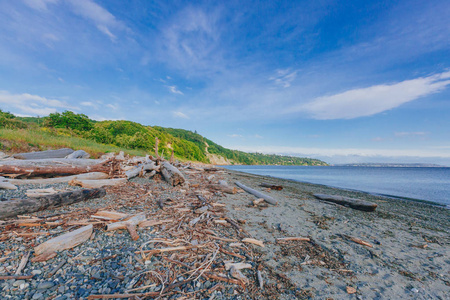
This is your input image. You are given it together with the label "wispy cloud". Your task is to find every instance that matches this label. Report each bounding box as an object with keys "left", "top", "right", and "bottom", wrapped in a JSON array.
[
  {"left": 394, "top": 131, "right": 428, "bottom": 137},
  {"left": 166, "top": 85, "right": 184, "bottom": 95},
  {"left": 301, "top": 72, "right": 450, "bottom": 119},
  {"left": 23, "top": 0, "right": 58, "bottom": 11},
  {"left": 0, "top": 91, "right": 77, "bottom": 116},
  {"left": 228, "top": 134, "right": 243, "bottom": 138},
  {"left": 173, "top": 111, "right": 189, "bottom": 119},
  {"left": 66, "top": 0, "right": 124, "bottom": 41},
  {"left": 269, "top": 69, "right": 297, "bottom": 88}
]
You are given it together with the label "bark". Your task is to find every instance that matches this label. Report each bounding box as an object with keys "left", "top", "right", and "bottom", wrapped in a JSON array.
[
  {"left": 160, "top": 161, "right": 186, "bottom": 186},
  {"left": 235, "top": 181, "right": 278, "bottom": 205},
  {"left": 0, "top": 188, "right": 106, "bottom": 220},
  {"left": 313, "top": 194, "right": 377, "bottom": 212},
  {"left": 13, "top": 148, "right": 74, "bottom": 160}
]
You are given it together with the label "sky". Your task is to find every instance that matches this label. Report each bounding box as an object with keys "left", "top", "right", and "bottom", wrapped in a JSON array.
[{"left": 0, "top": 0, "right": 449, "bottom": 165}]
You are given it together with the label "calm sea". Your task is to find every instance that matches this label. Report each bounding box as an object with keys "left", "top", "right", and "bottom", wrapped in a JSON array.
[{"left": 223, "top": 165, "right": 450, "bottom": 207}]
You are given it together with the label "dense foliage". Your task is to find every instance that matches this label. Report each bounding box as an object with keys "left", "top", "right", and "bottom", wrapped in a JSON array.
[{"left": 1, "top": 109, "right": 328, "bottom": 165}]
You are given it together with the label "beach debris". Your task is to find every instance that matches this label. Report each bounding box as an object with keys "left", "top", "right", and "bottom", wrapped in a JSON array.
[
  {"left": 65, "top": 149, "right": 90, "bottom": 159},
  {"left": 160, "top": 161, "right": 186, "bottom": 186},
  {"left": 14, "top": 251, "right": 31, "bottom": 275},
  {"left": 91, "top": 210, "right": 129, "bottom": 221},
  {"left": 0, "top": 177, "right": 17, "bottom": 190},
  {"left": 313, "top": 193, "right": 377, "bottom": 212},
  {"left": 257, "top": 269, "right": 264, "bottom": 289},
  {"left": 69, "top": 178, "right": 127, "bottom": 188},
  {"left": 25, "top": 188, "right": 58, "bottom": 198},
  {"left": 346, "top": 286, "right": 357, "bottom": 294},
  {"left": 32, "top": 224, "right": 93, "bottom": 262},
  {"left": 276, "top": 237, "right": 311, "bottom": 243},
  {"left": 235, "top": 181, "right": 278, "bottom": 205},
  {"left": 242, "top": 238, "right": 265, "bottom": 247},
  {"left": 340, "top": 234, "right": 373, "bottom": 248},
  {"left": 8, "top": 172, "right": 109, "bottom": 185},
  {"left": 207, "top": 183, "right": 237, "bottom": 194},
  {"left": 0, "top": 188, "right": 106, "bottom": 220},
  {"left": 259, "top": 183, "right": 283, "bottom": 190},
  {"left": 106, "top": 213, "right": 146, "bottom": 240}
]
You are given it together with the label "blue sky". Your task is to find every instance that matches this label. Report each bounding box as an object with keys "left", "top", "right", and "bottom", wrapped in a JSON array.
[{"left": 1, "top": 0, "right": 449, "bottom": 165}]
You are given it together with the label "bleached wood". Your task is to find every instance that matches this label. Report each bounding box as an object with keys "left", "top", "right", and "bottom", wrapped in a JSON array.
[
  {"left": 242, "top": 238, "right": 265, "bottom": 247},
  {"left": 65, "top": 150, "right": 90, "bottom": 159},
  {"left": 160, "top": 161, "right": 186, "bottom": 186},
  {"left": 224, "top": 262, "right": 252, "bottom": 271},
  {"left": 235, "top": 181, "right": 278, "bottom": 205},
  {"left": 0, "top": 181, "right": 17, "bottom": 190},
  {"left": 13, "top": 148, "right": 74, "bottom": 160},
  {"left": 33, "top": 225, "right": 93, "bottom": 259},
  {"left": 26, "top": 188, "right": 57, "bottom": 198},
  {"left": 91, "top": 211, "right": 129, "bottom": 221},
  {"left": 8, "top": 172, "right": 109, "bottom": 185},
  {"left": 106, "top": 214, "right": 146, "bottom": 240},
  {"left": 69, "top": 178, "right": 127, "bottom": 188},
  {"left": 139, "top": 219, "right": 173, "bottom": 228}
]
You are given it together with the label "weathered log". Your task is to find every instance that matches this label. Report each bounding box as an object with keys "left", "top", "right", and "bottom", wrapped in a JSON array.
[
  {"left": 125, "top": 162, "right": 159, "bottom": 179},
  {"left": 313, "top": 194, "right": 377, "bottom": 212},
  {"left": 0, "top": 188, "right": 106, "bottom": 220},
  {"left": 69, "top": 178, "right": 127, "bottom": 188},
  {"left": 0, "top": 181, "right": 17, "bottom": 190},
  {"left": 235, "top": 181, "right": 278, "bottom": 205},
  {"left": 32, "top": 225, "right": 93, "bottom": 261},
  {"left": 8, "top": 172, "right": 109, "bottom": 185},
  {"left": 206, "top": 184, "right": 237, "bottom": 194},
  {"left": 259, "top": 183, "right": 283, "bottom": 190},
  {"left": 160, "top": 161, "right": 186, "bottom": 186},
  {"left": 0, "top": 159, "right": 110, "bottom": 177},
  {"left": 26, "top": 188, "right": 57, "bottom": 198},
  {"left": 242, "top": 238, "right": 265, "bottom": 247},
  {"left": 13, "top": 148, "right": 74, "bottom": 160},
  {"left": 65, "top": 150, "right": 90, "bottom": 159}
]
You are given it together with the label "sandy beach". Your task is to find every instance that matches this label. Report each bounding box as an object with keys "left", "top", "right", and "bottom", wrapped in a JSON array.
[
  {"left": 224, "top": 168, "right": 450, "bottom": 299},
  {"left": 1, "top": 166, "right": 449, "bottom": 299}
]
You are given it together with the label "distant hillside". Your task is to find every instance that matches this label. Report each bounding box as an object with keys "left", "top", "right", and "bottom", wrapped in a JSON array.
[{"left": 0, "top": 109, "right": 328, "bottom": 166}]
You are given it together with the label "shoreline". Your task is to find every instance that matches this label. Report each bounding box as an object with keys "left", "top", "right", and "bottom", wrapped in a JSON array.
[{"left": 222, "top": 165, "right": 449, "bottom": 208}]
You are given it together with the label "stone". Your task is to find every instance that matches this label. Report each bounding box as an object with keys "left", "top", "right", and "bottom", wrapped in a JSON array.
[
  {"left": 31, "top": 270, "right": 42, "bottom": 275},
  {"left": 13, "top": 280, "right": 25, "bottom": 287},
  {"left": 32, "top": 293, "right": 44, "bottom": 300},
  {"left": 37, "top": 281, "right": 54, "bottom": 290}
]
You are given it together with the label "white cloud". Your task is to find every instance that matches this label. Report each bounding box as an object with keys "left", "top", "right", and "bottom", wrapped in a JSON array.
[
  {"left": 23, "top": 0, "right": 58, "bottom": 11},
  {"left": 254, "top": 134, "right": 263, "bottom": 139},
  {"left": 66, "top": 0, "right": 123, "bottom": 41},
  {"left": 301, "top": 72, "right": 450, "bottom": 120},
  {"left": 166, "top": 85, "right": 183, "bottom": 95},
  {"left": 0, "top": 91, "right": 77, "bottom": 116},
  {"left": 106, "top": 103, "right": 118, "bottom": 110},
  {"left": 228, "top": 134, "right": 243, "bottom": 138},
  {"left": 173, "top": 111, "right": 189, "bottom": 119},
  {"left": 269, "top": 69, "right": 297, "bottom": 88},
  {"left": 394, "top": 131, "right": 428, "bottom": 137},
  {"left": 232, "top": 145, "right": 450, "bottom": 159}
]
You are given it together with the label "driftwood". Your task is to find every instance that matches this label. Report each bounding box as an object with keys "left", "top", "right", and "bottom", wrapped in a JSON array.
[
  {"left": 25, "top": 188, "right": 58, "bottom": 198},
  {"left": 0, "top": 159, "right": 110, "bottom": 177},
  {"left": 106, "top": 214, "right": 146, "bottom": 240},
  {"left": 206, "top": 184, "right": 237, "bottom": 194},
  {"left": 0, "top": 188, "right": 106, "bottom": 220},
  {"left": 242, "top": 238, "right": 265, "bottom": 247},
  {"left": 276, "top": 237, "right": 311, "bottom": 242},
  {"left": 65, "top": 150, "right": 90, "bottom": 159},
  {"left": 235, "top": 181, "right": 278, "bottom": 205},
  {"left": 125, "top": 162, "right": 159, "bottom": 179},
  {"left": 340, "top": 234, "right": 373, "bottom": 248},
  {"left": 160, "top": 161, "right": 186, "bottom": 186},
  {"left": 8, "top": 172, "right": 109, "bottom": 185},
  {"left": 91, "top": 211, "right": 129, "bottom": 221},
  {"left": 69, "top": 178, "right": 127, "bottom": 189},
  {"left": 0, "top": 181, "right": 17, "bottom": 190},
  {"left": 32, "top": 225, "right": 93, "bottom": 262},
  {"left": 13, "top": 148, "right": 74, "bottom": 160},
  {"left": 259, "top": 183, "right": 283, "bottom": 190},
  {"left": 313, "top": 194, "right": 377, "bottom": 212}
]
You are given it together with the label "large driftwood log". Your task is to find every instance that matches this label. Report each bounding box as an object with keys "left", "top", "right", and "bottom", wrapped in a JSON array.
[
  {"left": 32, "top": 225, "right": 93, "bottom": 262},
  {"left": 160, "top": 161, "right": 186, "bottom": 186},
  {"left": 0, "top": 159, "right": 110, "bottom": 177},
  {"left": 69, "top": 178, "right": 127, "bottom": 188},
  {"left": 235, "top": 181, "right": 278, "bottom": 205},
  {"left": 8, "top": 172, "right": 109, "bottom": 185},
  {"left": 0, "top": 188, "right": 106, "bottom": 220},
  {"left": 13, "top": 148, "right": 74, "bottom": 160},
  {"left": 313, "top": 194, "right": 377, "bottom": 212},
  {"left": 125, "top": 162, "right": 159, "bottom": 179},
  {"left": 65, "top": 150, "right": 90, "bottom": 159},
  {"left": 0, "top": 181, "right": 17, "bottom": 190}
]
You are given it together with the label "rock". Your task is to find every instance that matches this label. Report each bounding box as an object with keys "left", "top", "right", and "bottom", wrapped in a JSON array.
[
  {"left": 58, "top": 285, "right": 66, "bottom": 293},
  {"left": 37, "top": 281, "right": 54, "bottom": 290},
  {"left": 411, "top": 288, "right": 419, "bottom": 293},
  {"left": 32, "top": 293, "right": 44, "bottom": 300},
  {"left": 13, "top": 280, "right": 25, "bottom": 287},
  {"left": 346, "top": 286, "right": 357, "bottom": 294},
  {"left": 31, "top": 270, "right": 42, "bottom": 275}
]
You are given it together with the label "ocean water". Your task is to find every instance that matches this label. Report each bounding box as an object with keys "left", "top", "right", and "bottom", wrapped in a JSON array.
[{"left": 223, "top": 165, "right": 450, "bottom": 207}]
